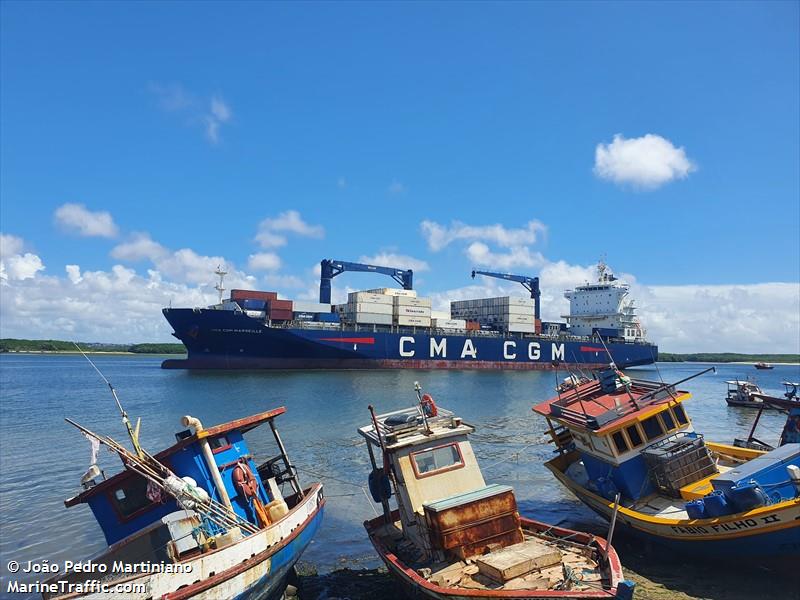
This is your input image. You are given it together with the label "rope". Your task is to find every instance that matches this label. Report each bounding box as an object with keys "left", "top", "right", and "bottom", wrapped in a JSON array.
[{"left": 295, "top": 465, "right": 379, "bottom": 517}]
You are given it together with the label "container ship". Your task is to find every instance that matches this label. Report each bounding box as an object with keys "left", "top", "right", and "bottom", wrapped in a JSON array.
[{"left": 161, "top": 259, "right": 657, "bottom": 370}]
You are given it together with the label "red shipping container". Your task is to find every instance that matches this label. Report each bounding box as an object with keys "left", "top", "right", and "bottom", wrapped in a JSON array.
[
  {"left": 231, "top": 289, "right": 278, "bottom": 301},
  {"left": 465, "top": 321, "right": 480, "bottom": 331},
  {"left": 269, "top": 309, "right": 293, "bottom": 320},
  {"left": 269, "top": 299, "right": 293, "bottom": 311}
]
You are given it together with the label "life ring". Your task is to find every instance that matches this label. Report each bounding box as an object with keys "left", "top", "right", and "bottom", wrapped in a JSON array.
[
  {"left": 232, "top": 460, "right": 259, "bottom": 499},
  {"left": 421, "top": 393, "right": 438, "bottom": 417}
]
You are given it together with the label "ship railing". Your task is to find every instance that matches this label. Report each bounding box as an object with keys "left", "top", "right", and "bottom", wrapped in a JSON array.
[{"left": 359, "top": 406, "right": 456, "bottom": 446}]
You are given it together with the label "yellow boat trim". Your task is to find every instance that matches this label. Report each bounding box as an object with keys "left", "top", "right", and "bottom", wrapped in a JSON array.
[
  {"left": 545, "top": 458, "right": 800, "bottom": 539},
  {"left": 705, "top": 441, "right": 766, "bottom": 460}
]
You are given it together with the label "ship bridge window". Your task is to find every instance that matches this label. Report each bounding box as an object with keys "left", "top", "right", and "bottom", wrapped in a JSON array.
[
  {"left": 625, "top": 425, "right": 644, "bottom": 448},
  {"left": 660, "top": 410, "right": 676, "bottom": 431},
  {"left": 642, "top": 415, "right": 665, "bottom": 441},
  {"left": 410, "top": 443, "right": 464, "bottom": 478},
  {"left": 672, "top": 404, "right": 689, "bottom": 426},
  {"left": 611, "top": 431, "right": 629, "bottom": 454}
]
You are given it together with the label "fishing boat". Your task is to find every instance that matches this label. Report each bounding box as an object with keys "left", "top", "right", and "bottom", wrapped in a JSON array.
[
  {"left": 533, "top": 366, "right": 800, "bottom": 562},
  {"left": 754, "top": 362, "right": 774, "bottom": 370},
  {"left": 724, "top": 379, "right": 771, "bottom": 409},
  {"left": 357, "top": 384, "right": 635, "bottom": 599},
  {"left": 734, "top": 383, "right": 800, "bottom": 452},
  {"left": 42, "top": 370, "right": 324, "bottom": 600}
]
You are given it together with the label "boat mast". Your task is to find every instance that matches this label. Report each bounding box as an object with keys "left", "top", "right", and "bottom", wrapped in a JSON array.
[{"left": 214, "top": 265, "right": 227, "bottom": 304}]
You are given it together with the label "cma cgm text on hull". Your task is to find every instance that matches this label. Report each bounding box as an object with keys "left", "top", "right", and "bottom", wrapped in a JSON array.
[{"left": 161, "top": 260, "right": 657, "bottom": 370}]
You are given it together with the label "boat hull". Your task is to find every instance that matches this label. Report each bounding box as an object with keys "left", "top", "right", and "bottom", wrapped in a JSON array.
[
  {"left": 545, "top": 452, "right": 800, "bottom": 561},
  {"left": 161, "top": 308, "right": 657, "bottom": 371},
  {"left": 364, "top": 513, "right": 631, "bottom": 599}
]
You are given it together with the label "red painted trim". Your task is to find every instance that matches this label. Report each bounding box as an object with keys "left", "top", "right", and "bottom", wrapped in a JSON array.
[
  {"left": 364, "top": 511, "right": 626, "bottom": 598},
  {"left": 409, "top": 442, "right": 465, "bottom": 479},
  {"left": 580, "top": 346, "right": 604, "bottom": 352},
  {"left": 318, "top": 337, "right": 376, "bottom": 344},
  {"left": 163, "top": 484, "right": 324, "bottom": 600}
]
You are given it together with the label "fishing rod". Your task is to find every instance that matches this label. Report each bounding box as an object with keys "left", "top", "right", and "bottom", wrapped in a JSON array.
[{"left": 72, "top": 342, "right": 144, "bottom": 459}]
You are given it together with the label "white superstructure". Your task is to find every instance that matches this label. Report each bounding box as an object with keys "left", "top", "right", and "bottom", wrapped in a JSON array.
[{"left": 563, "top": 261, "right": 645, "bottom": 341}]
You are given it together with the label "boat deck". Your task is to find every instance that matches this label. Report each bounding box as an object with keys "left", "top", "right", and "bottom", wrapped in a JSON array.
[{"left": 374, "top": 521, "right": 608, "bottom": 592}]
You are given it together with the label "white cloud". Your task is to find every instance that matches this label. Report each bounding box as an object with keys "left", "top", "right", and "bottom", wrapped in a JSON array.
[
  {"left": 247, "top": 252, "right": 282, "bottom": 271},
  {"left": 594, "top": 133, "right": 696, "bottom": 189},
  {"left": 262, "top": 273, "right": 306, "bottom": 289},
  {"left": 466, "top": 243, "right": 546, "bottom": 270},
  {"left": 66, "top": 265, "right": 82, "bottom": 284},
  {"left": 388, "top": 180, "right": 406, "bottom": 194},
  {"left": 54, "top": 203, "right": 118, "bottom": 238},
  {"left": 0, "top": 233, "right": 24, "bottom": 257},
  {"left": 255, "top": 210, "right": 324, "bottom": 248},
  {"left": 149, "top": 82, "right": 233, "bottom": 145},
  {"left": 421, "top": 219, "right": 547, "bottom": 251},
  {"left": 1, "top": 253, "right": 45, "bottom": 281},
  {"left": 358, "top": 253, "right": 430, "bottom": 272},
  {"left": 111, "top": 233, "right": 168, "bottom": 262}
]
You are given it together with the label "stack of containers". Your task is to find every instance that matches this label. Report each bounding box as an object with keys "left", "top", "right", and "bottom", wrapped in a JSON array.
[
  {"left": 292, "top": 301, "right": 333, "bottom": 322},
  {"left": 268, "top": 299, "right": 293, "bottom": 321},
  {"left": 343, "top": 292, "right": 394, "bottom": 325},
  {"left": 393, "top": 294, "right": 432, "bottom": 327},
  {"left": 365, "top": 288, "right": 418, "bottom": 298},
  {"left": 230, "top": 289, "right": 279, "bottom": 319},
  {"left": 450, "top": 297, "right": 536, "bottom": 333}
]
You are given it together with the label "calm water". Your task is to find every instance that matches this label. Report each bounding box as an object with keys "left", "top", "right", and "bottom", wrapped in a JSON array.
[{"left": 1, "top": 355, "right": 797, "bottom": 596}]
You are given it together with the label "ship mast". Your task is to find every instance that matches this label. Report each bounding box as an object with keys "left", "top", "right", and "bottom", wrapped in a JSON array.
[{"left": 214, "top": 265, "right": 228, "bottom": 304}]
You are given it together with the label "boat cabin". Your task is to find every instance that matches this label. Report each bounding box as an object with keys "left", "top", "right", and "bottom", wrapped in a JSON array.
[
  {"left": 725, "top": 379, "right": 764, "bottom": 407},
  {"left": 66, "top": 408, "right": 302, "bottom": 546},
  {"left": 358, "top": 403, "right": 526, "bottom": 561},
  {"left": 533, "top": 367, "right": 709, "bottom": 502}
]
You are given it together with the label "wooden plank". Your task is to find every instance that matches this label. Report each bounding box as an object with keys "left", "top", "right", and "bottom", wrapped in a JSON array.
[{"left": 475, "top": 539, "right": 562, "bottom": 583}]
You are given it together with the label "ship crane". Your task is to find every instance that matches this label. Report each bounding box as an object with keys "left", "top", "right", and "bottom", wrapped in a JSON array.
[
  {"left": 319, "top": 259, "right": 413, "bottom": 304},
  {"left": 470, "top": 270, "right": 541, "bottom": 320}
]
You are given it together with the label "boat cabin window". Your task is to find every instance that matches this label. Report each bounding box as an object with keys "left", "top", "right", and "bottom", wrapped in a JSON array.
[
  {"left": 209, "top": 435, "right": 230, "bottom": 453},
  {"left": 641, "top": 415, "right": 665, "bottom": 441},
  {"left": 672, "top": 405, "right": 689, "bottom": 426},
  {"left": 410, "top": 443, "right": 464, "bottom": 478},
  {"left": 660, "top": 410, "right": 676, "bottom": 431},
  {"left": 611, "top": 431, "right": 629, "bottom": 454},
  {"left": 111, "top": 476, "right": 153, "bottom": 520},
  {"left": 626, "top": 425, "right": 643, "bottom": 448}
]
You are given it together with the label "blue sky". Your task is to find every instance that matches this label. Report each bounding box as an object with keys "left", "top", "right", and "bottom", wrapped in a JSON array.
[{"left": 1, "top": 1, "right": 798, "bottom": 351}]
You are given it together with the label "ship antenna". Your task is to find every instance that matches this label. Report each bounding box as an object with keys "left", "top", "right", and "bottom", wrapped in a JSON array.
[
  {"left": 72, "top": 342, "right": 144, "bottom": 458},
  {"left": 214, "top": 264, "right": 228, "bottom": 304}
]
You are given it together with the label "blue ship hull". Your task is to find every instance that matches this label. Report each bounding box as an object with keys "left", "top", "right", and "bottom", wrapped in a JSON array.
[{"left": 162, "top": 308, "right": 657, "bottom": 370}]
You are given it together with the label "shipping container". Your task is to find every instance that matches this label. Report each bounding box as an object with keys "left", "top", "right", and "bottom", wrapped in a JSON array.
[
  {"left": 347, "top": 292, "right": 394, "bottom": 305},
  {"left": 395, "top": 316, "right": 432, "bottom": 327},
  {"left": 392, "top": 296, "right": 432, "bottom": 308},
  {"left": 465, "top": 321, "right": 481, "bottom": 331},
  {"left": 239, "top": 298, "right": 268, "bottom": 310},
  {"left": 293, "top": 312, "right": 315, "bottom": 321},
  {"left": 231, "top": 289, "right": 278, "bottom": 302},
  {"left": 431, "top": 318, "right": 467, "bottom": 329},
  {"left": 393, "top": 305, "right": 432, "bottom": 317},
  {"left": 291, "top": 301, "right": 332, "bottom": 314},
  {"left": 269, "top": 299, "right": 293, "bottom": 311},
  {"left": 431, "top": 310, "right": 451, "bottom": 320},
  {"left": 269, "top": 309, "right": 293, "bottom": 320},
  {"left": 348, "top": 313, "right": 393, "bottom": 325},
  {"left": 348, "top": 302, "right": 393, "bottom": 315},
  {"left": 364, "top": 288, "right": 417, "bottom": 298},
  {"left": 507, "top": 323, "right": 536, "bottom": 333},
  {"left": 314, "top": 312, "right": 340, "bottom": 323}
]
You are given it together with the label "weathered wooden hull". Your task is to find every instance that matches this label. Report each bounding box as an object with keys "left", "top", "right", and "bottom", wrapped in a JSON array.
[
  {"left": 364, "top": 512, "right": 630, "bottom": 599},
  {"left": 50, "top": 484, "right": 324, "bottom": 600}
]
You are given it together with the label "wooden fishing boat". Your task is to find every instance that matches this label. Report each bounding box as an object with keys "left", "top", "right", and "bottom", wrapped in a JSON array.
[
  {"left": 534, "top": 366, "right": 800, "bottom": 562},
  {"left": 44, "top": 406, "right": 324, "bottom": 600},
  {"left": 754, "top": 362, "right": 774, "bottom": 370},
  {"left": 357, "top": 385, "right": 634, "bottom": 599}
]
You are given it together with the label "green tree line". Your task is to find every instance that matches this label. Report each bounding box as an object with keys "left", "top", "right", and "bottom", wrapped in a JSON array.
[
  {"left": 658, "top": 352, "right": 798, "bottom": 363},
  {"left": 0, "top": 339, "right": 186, "bottom": 354}
]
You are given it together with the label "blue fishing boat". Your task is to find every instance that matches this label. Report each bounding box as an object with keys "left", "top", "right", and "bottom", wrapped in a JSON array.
[
  {"left": 533, "top": 366, "right": 800, "bottom": 562},
  {"left": 43, "top": 402, "right": 324, "bottom": 600}
]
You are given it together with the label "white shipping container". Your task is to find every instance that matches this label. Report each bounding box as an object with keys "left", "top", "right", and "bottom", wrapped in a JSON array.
[
  {"left": 431, "top": 310, "right": 451, "bottom": 320},
  {"left": 393, "top": 296, "right": 432, "bottom": 308},
  {"left": 395, "top": 316, "right": 432, "bottom": 327},
  {"left": 432, "top": 318, "right": 467, "bottom": 329},
  {"left": 507, "top": 323, "right": 536, "bottom": 333},
  {"left": 349, "top": 312, "right": 393, "bottom": 325},
  {"left": 393, "top": 305, "right": 432, "bottom": 317},
  {"left": 348, "top": 292, "right": 394, "bottom": 305},
  {"left": 292, "top": 301, "right": 332, "bottom": 313},
  {"left": 364, "top": 288, "right": 417, "bottom": 298},
  {"left": 500, "top": 314, "right": 536, "bottom": 324},
  {"left": 348, "top": 302, "right": 393, "bottom": 315}
]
